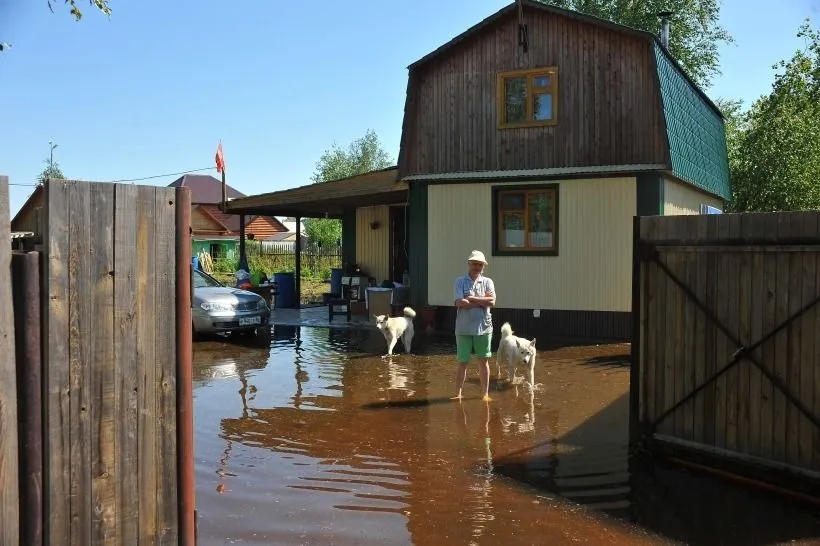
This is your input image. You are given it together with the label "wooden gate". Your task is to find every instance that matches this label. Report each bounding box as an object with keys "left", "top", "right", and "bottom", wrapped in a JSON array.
[
  {"left": 630, "top": 212, "right": 820, "bottom": 495},
  {"left": 2, "top": 177, "right": 196, "bottom": 545}
]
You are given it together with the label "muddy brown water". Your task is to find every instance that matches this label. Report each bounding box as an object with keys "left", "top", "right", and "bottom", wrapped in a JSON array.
[{"left": 193, "top": 324, "right": 820, "bottom": 546}]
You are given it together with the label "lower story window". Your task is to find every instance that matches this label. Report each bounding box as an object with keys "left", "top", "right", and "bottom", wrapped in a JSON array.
[{"left": 492, "top": 184, "right": 559, "bottom": 256}]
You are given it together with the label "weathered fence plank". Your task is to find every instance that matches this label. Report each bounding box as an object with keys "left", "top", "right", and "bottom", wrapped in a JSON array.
[
  {"left": 632, "top": 211, "right": 820, "bottom": 495},
  {"left": 799, "top": 212, "right": 817, "bottom": 469},
  {"left": 114, "top": 183, "right": 140, "bottom": 542},
  {"left": 68, "top": 178, "right": 93, "bottom": 546},
  {"left": 89, "top": 182, "right": 116, "bottom": 544},
  {"left": 45, "top": 180, "right": 71, "bottom": 545},
  {"left": 0, "top": 176, "right": 20, "bottom": 546},
  {"left": 135, "top": 185, "right": 159, "bottom": 544},
  {"left": 13, "top": 251, "right": 44, "bottom": 546},
  {"left": 155, "top": 187, "right": 178, "bottom": 544}
]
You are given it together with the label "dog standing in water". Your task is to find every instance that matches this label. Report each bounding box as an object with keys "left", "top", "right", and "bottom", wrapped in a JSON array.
[
  {"left": 496, "top": 322, "right": 538, "bottom": 389},
  {"left": 374, "top": 306, "right": 417, "bottom": 358}
]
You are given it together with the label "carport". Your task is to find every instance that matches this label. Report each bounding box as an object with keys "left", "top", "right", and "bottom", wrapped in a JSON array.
[{"left": 223, "top": 166, "right": 407, "bottom": 307}]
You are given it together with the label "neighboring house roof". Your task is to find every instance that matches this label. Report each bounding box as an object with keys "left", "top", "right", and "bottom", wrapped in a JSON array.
[
  {"left": 169, "top": 174, "right": 246, "bottom": 203},
  {"left": 405, "top": 0, "right": 730, "bottom": 201},
  {"left": 168, "top": 175, "right": 288, "bottom": 232}
]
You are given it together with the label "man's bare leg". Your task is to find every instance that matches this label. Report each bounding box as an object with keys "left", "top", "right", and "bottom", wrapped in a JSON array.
[
  {"left": 452, "top": 363, "right": 469, "bottom": 400},
  {"left": 479, "top": 358, "right": 492, "bottom": 402}
]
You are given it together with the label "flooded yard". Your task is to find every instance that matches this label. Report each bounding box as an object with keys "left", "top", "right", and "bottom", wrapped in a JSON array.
[{"left": 193, "top": 324, "right": 820, "bottom": 546}]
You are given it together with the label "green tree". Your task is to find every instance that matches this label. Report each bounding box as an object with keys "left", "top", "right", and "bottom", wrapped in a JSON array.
[
  {"left": 539, "top": 0, "right": 733, "bottom": 88},
  {"left": 2, "top": 1, "right": 110, "bottom": 51},
  {"left": 49, "top": 0, "right": 111, "bottom": 20},
  {"left": 303, "top": 130, "right": 393, "bottom": 249},
  {"left": 727, "top": 20, "right": 820, "bottom": 212},
  {"left": 37, "top": 158, "right": 65, "bottom": 185}
]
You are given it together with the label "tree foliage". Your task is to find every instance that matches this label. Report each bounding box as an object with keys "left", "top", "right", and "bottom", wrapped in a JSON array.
[
  {"left": 303, "top": 130, "right": 393, "bottom": 250},
  {"left": 725, "top": 20, "right": 820, "bottom": 212},
  {"left": 540, "top": 0, "right": 733, "bottom": 88},
  {"left": 37, "top": 159, "right": 65, "bottom": 185},
  {"left": 49, "top": 0, "right": 112, "bottom": 20},
  {"left": 2, "top": 0, "right": 110, "bottom": 52}
]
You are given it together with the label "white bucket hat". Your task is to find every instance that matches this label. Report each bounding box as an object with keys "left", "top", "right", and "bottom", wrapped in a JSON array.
[{"left": 466, "top": 250, "right": 488, "bottom": 264}]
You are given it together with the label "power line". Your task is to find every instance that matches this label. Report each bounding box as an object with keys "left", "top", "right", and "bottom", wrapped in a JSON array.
[
  {"left": 6, "top": 166, "right": 217, "bottom": 188},
  {"left": 107, "top": 166, "right": 214, "bottom": 183}
]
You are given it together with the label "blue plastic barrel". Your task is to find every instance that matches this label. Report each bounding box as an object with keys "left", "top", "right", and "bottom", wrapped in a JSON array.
[
  {"left": 274, "top": 272, "right": 296, "bottom": 308},
  {"left": 330, "top": 267, "right": 343, "bottom": 296}
]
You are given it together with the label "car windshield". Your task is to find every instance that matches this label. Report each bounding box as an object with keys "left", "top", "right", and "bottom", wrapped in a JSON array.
[{"left": 193, "top": 269, "right": 224, "bottom": 289}]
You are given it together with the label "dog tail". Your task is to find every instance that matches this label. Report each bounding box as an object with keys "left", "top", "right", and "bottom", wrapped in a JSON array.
[
  {"left": 403, "top": 306, "right": 417, "bottom": 318},
  {"left": 500, "top": 322, "right": 513, "bottom": 339}
]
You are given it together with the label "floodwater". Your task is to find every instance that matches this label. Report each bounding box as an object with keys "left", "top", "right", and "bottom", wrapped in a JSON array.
[{"left": 193, "top": 324, "right": 820, "bottom": 546}]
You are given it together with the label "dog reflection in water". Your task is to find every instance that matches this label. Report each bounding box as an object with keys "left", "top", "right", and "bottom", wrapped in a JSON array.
[
  {"left": 385, "top": 357, "right": 415, "bottom": 397},
  {"left": 501, "top": 384, "right": 536, "bottom": 434}
]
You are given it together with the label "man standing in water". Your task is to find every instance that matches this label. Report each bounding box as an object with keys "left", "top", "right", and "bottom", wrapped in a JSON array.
[{"left": 452, "top": 250, "right": 496, "bottom": 402}]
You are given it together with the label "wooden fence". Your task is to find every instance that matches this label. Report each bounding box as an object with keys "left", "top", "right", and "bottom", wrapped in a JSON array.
[
  {"left": 1, "top": 176, "right": 21, "bottom": 545},
  {"left": 630, "top": 212, "right": 820, "bottom": 495},
  {"left": 1, "top": 177, "right": 195, "bottom": 545}
]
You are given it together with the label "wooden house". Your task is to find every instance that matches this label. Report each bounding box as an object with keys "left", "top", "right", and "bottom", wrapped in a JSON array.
[
  {"left": 225, "top": 0, "right": 730, "bottom": 339},
  {"left": 9, "top": 184, "right": 45, "bottom": 250}
]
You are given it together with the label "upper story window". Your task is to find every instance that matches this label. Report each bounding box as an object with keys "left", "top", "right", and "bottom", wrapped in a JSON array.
[{"left": 497, "top": 67, "right": 558, "bottom": 129}]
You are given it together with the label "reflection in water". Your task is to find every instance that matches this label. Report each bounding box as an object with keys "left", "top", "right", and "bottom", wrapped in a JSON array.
[
  {"left": 193, "top": 328, "right": 820, "bottom": 546},
  {"left": 457, "top": 400, "right": 495, "bottom": 544}
]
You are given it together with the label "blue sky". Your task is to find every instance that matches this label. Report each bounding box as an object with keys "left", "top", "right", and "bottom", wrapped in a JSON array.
[{"left": 2, "top": 0, "right": 818, "bottom": 217}]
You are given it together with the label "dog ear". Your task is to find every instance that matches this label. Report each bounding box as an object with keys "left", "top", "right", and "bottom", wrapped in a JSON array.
[{"left": 530, "top": 337, "right": 536, "bottom": 347}]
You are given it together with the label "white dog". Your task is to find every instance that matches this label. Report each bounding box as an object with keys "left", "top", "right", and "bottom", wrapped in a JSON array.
[
  {"left": 374, "top": 307, "right": 416, "bottom": 358},
  {"left": 496, "top": 322, "right": 538, "bottom": 389}
]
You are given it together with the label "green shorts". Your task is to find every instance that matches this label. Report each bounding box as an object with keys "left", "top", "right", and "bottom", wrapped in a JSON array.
[{"left": 456, "top": 332, "right": 493, "bottom": 363}]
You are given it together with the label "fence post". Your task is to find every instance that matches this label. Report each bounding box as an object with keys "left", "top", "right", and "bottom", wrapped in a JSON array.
[
  {"left": 11, "top": 251, "right": 42, "bottom": 546},
  {"left": 629, "top": 215, "right": 642, "bottom": 451},
  {"left": 175, "top": 187, "right": 196, "bottom": 545},
  {"left": 0, "top": 176, "right": 20, "bottom": 546}
]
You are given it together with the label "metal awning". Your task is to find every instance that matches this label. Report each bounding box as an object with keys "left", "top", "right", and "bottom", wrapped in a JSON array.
[{"left": 224, "top": 166, "right": 407, "bottom": 218}]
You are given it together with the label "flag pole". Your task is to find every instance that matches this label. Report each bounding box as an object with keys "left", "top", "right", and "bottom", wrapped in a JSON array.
[{"left": 219, "top": 139, "right": 227, "bottom": 212}]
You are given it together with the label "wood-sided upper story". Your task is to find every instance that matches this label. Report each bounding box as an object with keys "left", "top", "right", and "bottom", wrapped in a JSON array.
[{"left": 397, "top": 1, "right": 670, "bottom": 177}]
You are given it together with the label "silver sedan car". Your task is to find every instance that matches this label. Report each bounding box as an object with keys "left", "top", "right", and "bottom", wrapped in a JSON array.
[{"left": 192, "top": 268, "right": 271, "bottom": 338}]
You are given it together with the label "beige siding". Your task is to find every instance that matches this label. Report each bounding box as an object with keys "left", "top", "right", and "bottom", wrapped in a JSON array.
[
  {"left": 664, "top": 177, "right": 724, "bottom": 215},
  {"left": 356, "top": 205, "right": 390, "bottom": 282},
  {"left": 427, "top": 178, "right": 636, "bottom": 312}
]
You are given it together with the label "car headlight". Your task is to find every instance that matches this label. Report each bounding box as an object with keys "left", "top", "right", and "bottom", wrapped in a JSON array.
[
  {"left": 257, "top": 299, "right": 269, "bottom": 310},
  {"left": 201, "top": 302, "right": 235, "bottom": 312}
]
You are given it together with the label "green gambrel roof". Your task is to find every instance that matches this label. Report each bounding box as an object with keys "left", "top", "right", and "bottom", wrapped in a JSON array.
[{"left": 653, "top": 42, "right": 732, "bottom": 201}]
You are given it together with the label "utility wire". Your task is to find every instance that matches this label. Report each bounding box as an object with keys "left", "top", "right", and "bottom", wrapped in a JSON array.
[
  {"left": 108, "top": 166, "right": 214, "bottom": 183},
  {"left": 6, "top": 166, "right": 216, "bottom": 187}
]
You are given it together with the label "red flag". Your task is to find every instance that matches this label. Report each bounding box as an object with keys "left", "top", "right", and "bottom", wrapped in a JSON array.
[{"left": 215, "top": 142, "right": 225, "bottom": 173}]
